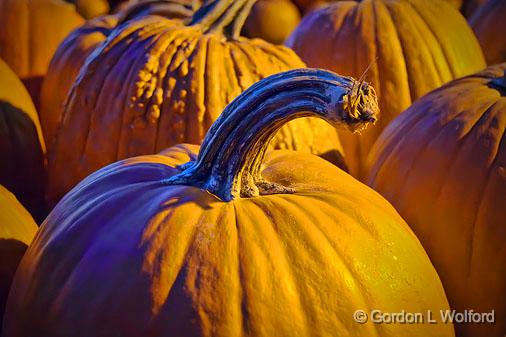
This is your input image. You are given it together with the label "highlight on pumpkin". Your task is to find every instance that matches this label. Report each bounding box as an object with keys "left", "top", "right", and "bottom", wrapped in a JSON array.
[
  {"left": 0, "top": 0, "right": 504, "bottom": 336},
  {"left": 2, "top": 68, "right": 455, "bottom": 337}
]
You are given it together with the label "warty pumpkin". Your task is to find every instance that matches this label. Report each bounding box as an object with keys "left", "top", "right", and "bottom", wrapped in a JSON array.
[
  {"left": 286, "top": 0, "right": 486, "bottom": 180},
  {"left": 0, "top": 58, "right": 46, "bottom": 223},
  {"left": 0, "top": 0, "right": 84, "bottom": 108},
  {"left": 0, "top": 185, "right": 38, "bottom": 333},
  {"left": 470, "top": 0, "right": 506, "bottom": 65},
  {"left": 47, "top": 0, "right": 345, "bottom": 207},
  {"left": 40, "top": 0, "right": 197, "bottom": 149},
  {"left": 367, "top": 63, "right": 506, "bottom": 337},
  {"left": 4, "top": 69, "right": 454, "bottom": 337},
  {"left": 243, "top": 0, "right": 301, "bottom": 45}
]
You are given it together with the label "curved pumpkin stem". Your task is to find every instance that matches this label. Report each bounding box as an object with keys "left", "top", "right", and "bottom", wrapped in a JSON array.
[
  {"left": 163, "top": 68, "right": 379, "bottom": 201},
  {"left": 189, "top": 0, "right": 257, "bottom": 39}
]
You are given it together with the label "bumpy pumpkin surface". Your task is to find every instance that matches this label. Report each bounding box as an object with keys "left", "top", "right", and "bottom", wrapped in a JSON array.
[
  {"left": 4, "top": 69, "right": 453, "bottom": 337},
  {"left": 243, "top": 0, "right": 301, "bottom": 45},
  {"left": 0, "top": 58, "right": 46, "bottom": 223},
  {"left": 286, "top": 0, "right": 486, "bottom": 179},
  {"left": 40, "top": 1, "right": 196, "bottom": 149},
  {"left": 0, "top": 185, "right": 38, "bottom": 333},
  {"left": 367, "top": 64, "right": 506, "bottom": 337},
  {"left": 0, "top": 0, "right": 84, "bottom": 106},
  {"left": 47, "top": 0, "right": 344, "bottom": 206},
  {"left": 470, "top": 0, "right": 506, "bottom": 65},
  {"left": 40, "top": 14, "right": 119, "bottom": 148}
]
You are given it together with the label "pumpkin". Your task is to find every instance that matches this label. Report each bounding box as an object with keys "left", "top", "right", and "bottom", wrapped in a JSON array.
[
  {"left": 4, "top": 69, "right": 453, "bottom": 337},
  {"left": 0, "top": 58, "right": 46, "bottom": 223},
  {"left": 470, "top": 0, "right": 506, "bottom": 65},
  {"left": 0, "top": 0, "right": 84, "bottom": 108},
  {"left": 367, "top": 63, "right": 506, "bottom": 337},
  {"left": 40, "top": 1, "right": 197, "bottom": 150},
  {"left": 0, "top": 185, "right": 38, "bottom": 333},
  {"left": 46, "top": 0, "right": 345, "bottom": 207},
  {"left": 286, "top": 0, "right": 486, "bottom": 180},
  {"left": 243, "top": 0, "right": 301, "bottom": 45},
  {"left": 75, "top": 0, "right": 110, "bottom": 18}
]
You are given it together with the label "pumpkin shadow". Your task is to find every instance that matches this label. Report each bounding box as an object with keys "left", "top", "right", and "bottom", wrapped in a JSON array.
[
  {"left": 21, "top": 76, "right": 43, "bottom": 111},
  {"left": 319, "top": 149, "right": 349, "bottom": 172},
  {"left": 0, "top": 239, "right": 29, "bottom": 332},
  {"left": 0, "top": 100, "right": 47, "bottom": 223}
]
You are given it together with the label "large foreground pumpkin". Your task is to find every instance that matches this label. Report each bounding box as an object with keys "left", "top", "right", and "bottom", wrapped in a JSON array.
[
  {"left": 286, "top": 0, "right": 486, "bottom": 179},
  {"left": 47, "top": 0, "right": 344, "bottom": 206},
  {"left": 0, "top": 59, "right": 46, "bottom": 223},
  {"left": 0, "top": 0, "right": 84, "bottom": 107},
  {"left": 0, "top": 186, "right": 38, "bottom": 333},
  {"left": 469, "top": 0, "right": 506, "bottom": 65},
  {"left": 367, "top": 64, "right": 506, "bottom": 337},
  {"left": 40, "top": 0, "right": 197, "bottom": 149},
  {"left": 4, "top": 69, "right": 453, "bottom": 337}
]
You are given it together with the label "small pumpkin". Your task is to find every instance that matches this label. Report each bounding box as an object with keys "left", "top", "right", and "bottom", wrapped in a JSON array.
[
  {"left": 0, "top": 0, "right": 84, "bottom": 107},
  {"left": 47, "top": 0, "right": 344, "bottom": 206},
  {"left": 75, "top": 0, "right": 110, "bottom": 18},
  {"left": 243, "top": 0, "right": 301, "bottom": 45},
  {"left": 40, "top": 0, "right": 197, "bottom": 149},
  {"left": 0, "top": 58, "right": 46, "bottom": 223},
  {"left": 4, "top": 69, "right": 453, "bottom": 337},
  {"left": 0, "top": 185, "right": 38, "bottom": 333},
  {"left": 367, "top": 63, "right": 506, "bottom": 337},
  {"left": 470, "top": 0, "right": 506, "bottom": 65},
  {"left": 286, "top": 0, "right": 486, "bottom": 180}
]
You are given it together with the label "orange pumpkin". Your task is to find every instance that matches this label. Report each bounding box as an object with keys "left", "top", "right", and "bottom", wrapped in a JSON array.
[
  {"left": 470, "top": 0, "right": 506, "bottom": 65},
  {"left": 0, "top": 58, "right": 46, "bottom": 223},
  {"left": 0, "top": 0, "right": 84, "bottom": 107},
  {"left": 286, "top": 0, "right": 486, "bottom": 179},
  {"left": 47, "top": 0, "right": 344, "bottom": 206},
  {"left": 40, "top": 1, "right": 197, "bottom": 150},
  {"left": 0, "top": 185, "right": 38, "bottom": 333},
  {"left": 75, "top": 0, "right": 110, "bottom": 18},
  {"left": 243, "top": 0, "right": 301, "bottom": 44},
  {"left": 367, "top": 63, "right": 506, "bottom": 337},
  {"left": 4, "top": 69, "right": 453, "bottom": 337}
]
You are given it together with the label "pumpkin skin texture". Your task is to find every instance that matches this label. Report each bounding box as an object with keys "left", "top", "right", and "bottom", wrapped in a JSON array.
[
  {"left": 470, "top": 0, "right": 506, "bottom": 65},
  {"left": 0, "top": 58, "right": 46, "bottom": 223},
  {"left": 3, "top": 69, "right": 454, "bottom": 337},
  {"left": 367, "top": 64, "right": 506, "bottom": 337},
  {"left": 243, "top": 0, "right": 301, "bottom": 45},
  {"left": 47, "top": 0, "right": 344, "bottom": 207},
  {"left": 40, "top": 1, "right": 196, "bottom": 150},
  {"left": 0, "top": 185, "right": 38, "bottom": 333},
  {"left": 0, "top": 0, "right": 84, "bottom": 107},
  {"left": 40, "top": 14, "right": 119, "bottom": 149},
  {"left": 286, "top": 0, "right": 486, "bottom": 180}
]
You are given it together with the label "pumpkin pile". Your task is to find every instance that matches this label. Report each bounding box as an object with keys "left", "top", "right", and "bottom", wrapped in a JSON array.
[{"left": 0, "top": 0, "right": 504, "bottom": 336}]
